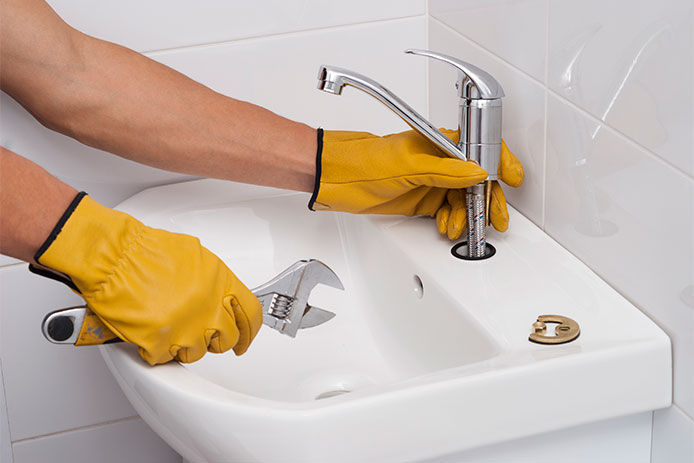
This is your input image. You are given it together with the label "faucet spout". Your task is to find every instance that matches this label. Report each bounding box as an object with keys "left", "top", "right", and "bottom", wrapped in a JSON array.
[
  {"left": 317, "top": 51, "right": 504, "bottom": 260},
  {"left": 317, "top": 65, "right": 465, "bottom": 161}
]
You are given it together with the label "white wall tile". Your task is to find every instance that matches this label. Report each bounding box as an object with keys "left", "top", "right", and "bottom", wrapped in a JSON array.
[
  {"left": 429, "top": 19, "right": 546, "bottom": 226},
  {"left": 47, "top": 0, "right": 425, "bottom": 52},
  {"left": 429, "top": 0, "right": 548, "bottom": 82},
  {"left": 148, "top": 18, "right": 427, "bottom": 136},
  {"left": 12, "top": 418, "right": 180, "bottom": 463},
  {"left": 548, "top": 0, "right": 693, "bottom": 176},
  {"left": 545, "top": 94, "right": 694, "bottom": 417},
  {"left": 0, "top": 361, "right": 13, "bottom": 463},
  {"left": 0, "top": 265, "right": 137, "bottom": 441},
  {"left": 652, "top": 406, "right": 694, "bottom": 463}
]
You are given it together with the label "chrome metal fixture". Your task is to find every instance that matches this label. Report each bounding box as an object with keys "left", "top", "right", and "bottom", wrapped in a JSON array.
[{"left": 317, "top": 50, "right": 504, "bottom": 258}]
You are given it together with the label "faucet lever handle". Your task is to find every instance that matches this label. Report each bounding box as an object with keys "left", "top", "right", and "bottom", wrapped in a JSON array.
[{"left": 405, "top": 49, "right": 504, "bottom": 100}]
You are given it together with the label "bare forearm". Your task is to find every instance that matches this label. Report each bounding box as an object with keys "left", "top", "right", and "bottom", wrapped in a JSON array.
[
  {"left": 53, "top": 36, "right": 317, "bottom": 191},
  {"left": 0, "top": 147, "right": 78, "bottom": 262},
  {"left": 0, "top": 0, "right": 316, "bottom": 192}
]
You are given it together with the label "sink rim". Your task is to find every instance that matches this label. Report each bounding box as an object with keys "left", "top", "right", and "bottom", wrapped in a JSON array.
[{"left": 99, "top": 178, "right": 672, "bottom": 462}]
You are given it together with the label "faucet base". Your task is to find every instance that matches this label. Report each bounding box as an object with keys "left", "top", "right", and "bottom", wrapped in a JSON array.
[{"left": 451, "top": 241, "right": 496, "bottom": 261}]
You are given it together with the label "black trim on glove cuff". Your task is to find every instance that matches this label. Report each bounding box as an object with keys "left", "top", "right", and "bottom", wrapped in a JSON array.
[
  {"left": 34, "top": 191, "right": 88, "bottom": 263},
  {"left": 307, "top": 128, "right": 324, "bottom": 211},
  {"left": 28, "top": 263, "right": 79, "bottom": 292}
]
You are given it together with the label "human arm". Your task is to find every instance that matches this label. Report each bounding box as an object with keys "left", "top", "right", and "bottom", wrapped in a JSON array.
[
  {"left": 0, "top": 0, "right": 523, "bottom": 239},
  {"left": 0, "top": 147, "right": 77, "bottom": 262},
  {"left": 0, "top": 0, "right": 316, "bottom": 192}
]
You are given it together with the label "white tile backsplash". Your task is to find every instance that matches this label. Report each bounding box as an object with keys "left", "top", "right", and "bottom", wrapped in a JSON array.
[
  {"left": 429, "top": 0, "right": 548, "bottom": 82},
  {"left": 548, "top": 0, "right": 693, "bottom": 176},
  {"left": 48, "top": 0, "right": 425, "bottom": 52},
  {"left": 12, "top": 418, "right": 181, "bottom": 463},
  {"left": 545, "top": 95, "right": 694, "bottom": 417},
  {"left": 0, "top": 265, "right": 137, "bottom": 441},
  {"left": 148, "top": 17, "right": 427, "bottom": 136},
  {"left": 652, "top": 406, "right": 694, "bottom": 463},
  {"left": 429, "top": 19, "right": 546, "bottom": 226}
]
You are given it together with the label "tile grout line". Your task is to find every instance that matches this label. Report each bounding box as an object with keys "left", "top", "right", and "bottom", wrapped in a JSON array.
[
  {"left": 429, "top": 18, "right": 545, "bottom": 85},
  {"left": 546, "top": 91, "right": 694, "bottom": 183},
  {"left": 541, "top": 0, "right": 550, "bottom": 232},
  {"left": 649, "top": 410, "right": 656, "bottom": 462},
  {"left": 429, "top": 16, "right": 694, "bottom": 184},
  {"left": 674, "top": 403, "right": 694, "bottom": 423},
  {"left": 424, "top": 2, "right": 430, "bottom": 119},
  {"left": 143, "top": 13, "right": 428, "bottom": 56},
  {"left": 0, "top": 262, "right": 29, "bottom": 271},
  {"left": 11, "top": 415, "right": 140, "bottom": 445},
  {"left": 0, "top": 360, "right": 14, "bottom": 461}
]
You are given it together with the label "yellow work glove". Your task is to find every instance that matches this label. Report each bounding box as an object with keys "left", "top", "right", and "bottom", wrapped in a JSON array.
[
  {"left": 308, "top": 129, "right": 488, "bottom": 216},
  {"left": 31, "top": 192, "right": 262, "bottom": 365},
  {"left": 435, "top": 138, "right": 524, "bottom": 240}
]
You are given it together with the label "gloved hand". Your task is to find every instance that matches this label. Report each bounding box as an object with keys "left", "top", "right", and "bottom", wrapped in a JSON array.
[
  {"left": 435, "top": 139, "right": 524, "bottom": 240},
  {"left": 308, "top": 129, "right": 488, "bottom": 215},
  {"left": 31, "top": 192, "right": 262, "bottom": 365}
]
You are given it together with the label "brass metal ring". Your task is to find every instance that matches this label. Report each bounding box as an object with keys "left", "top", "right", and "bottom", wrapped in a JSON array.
[{"left": 529, "top": 315, "right": 580, "bottom": 345}]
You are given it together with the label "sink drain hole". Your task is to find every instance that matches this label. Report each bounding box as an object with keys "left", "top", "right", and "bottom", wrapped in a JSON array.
[
  {"left": 315, "top": 389, "right": 351, "bottom": 400},
  {"left": 451, "top": 241, "right": 496, "bottom": 261}
]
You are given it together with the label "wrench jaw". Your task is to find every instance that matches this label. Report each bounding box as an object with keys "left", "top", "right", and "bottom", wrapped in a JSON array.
[
  {"left": 302, "top": 259, "right": 345, "bottom": 291},
  {"left": 253, "top": 260, "right": 343, "bottom": 338}
]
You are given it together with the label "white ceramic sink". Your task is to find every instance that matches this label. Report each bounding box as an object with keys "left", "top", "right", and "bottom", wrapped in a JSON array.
[{"left": 101, "top": 179, "right": 671, "bottom": 463}]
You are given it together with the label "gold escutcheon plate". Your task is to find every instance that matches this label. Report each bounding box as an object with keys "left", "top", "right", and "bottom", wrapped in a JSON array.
[{"left": 529, "top": 315, "right": 580, "bottom": 345}]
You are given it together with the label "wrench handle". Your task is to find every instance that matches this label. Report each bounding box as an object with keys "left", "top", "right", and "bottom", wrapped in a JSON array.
[{"left": 43, "top": 306, "right": 122, "bottom": 345}]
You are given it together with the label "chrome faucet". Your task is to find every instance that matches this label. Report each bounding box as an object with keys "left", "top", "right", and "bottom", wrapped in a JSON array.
[{"left": 317, "top": 49, "right": 504, "bottom": 258}]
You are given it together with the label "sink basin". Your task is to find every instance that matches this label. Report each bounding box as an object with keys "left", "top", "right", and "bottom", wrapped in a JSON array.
[{"left": 100, "top": 179, "right": 671, "bottom": 463}]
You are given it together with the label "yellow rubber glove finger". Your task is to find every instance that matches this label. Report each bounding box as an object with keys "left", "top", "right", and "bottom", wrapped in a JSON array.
[
  {"left": 489, "top": 181, "right": 509, "bottom": 232},
  {"left": 436, "top": 203, "right": 451, "bottom": 234},
  {"left": 498, "top": 140, "right": 524, "bottom": 188},
  {"left": 34, "top": 192, "right": 262, "bottom": 366},
  {"left": 446, "top": 189, "right": 466, "bottom": 240},
  {"left": 311, "top": 129, "right": 488, "bottom": 216},
  {"left": 227, "top": 291, "right": 263, "bottom": 355}
]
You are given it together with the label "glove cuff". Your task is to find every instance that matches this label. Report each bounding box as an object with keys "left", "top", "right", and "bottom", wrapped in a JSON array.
[
  {"left": 34, "top": 191, "right": 88, "bottom": 263},
  {"left": 35, "top": 193, "right": 146, "bottom": 294},
  {"left": 307, "top": 128, "right": 324, "bottom": 211}
]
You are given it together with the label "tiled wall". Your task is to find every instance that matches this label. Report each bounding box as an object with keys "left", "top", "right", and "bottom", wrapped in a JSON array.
[
  {"left": 427, "top": 0, "right": 693, "bottom": 461},
  {"left": 0, "top": 1, "right": 427, "bottom": 461}
]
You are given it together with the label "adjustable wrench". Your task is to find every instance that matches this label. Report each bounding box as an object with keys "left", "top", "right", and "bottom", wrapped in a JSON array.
[{"left": 41, "top": 259, "right": 344, "bottom": 345}]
